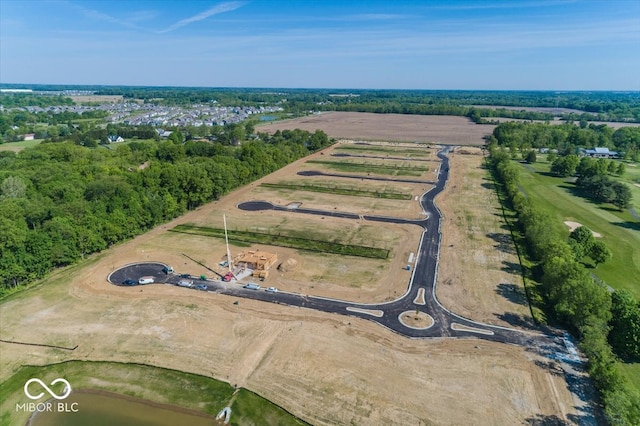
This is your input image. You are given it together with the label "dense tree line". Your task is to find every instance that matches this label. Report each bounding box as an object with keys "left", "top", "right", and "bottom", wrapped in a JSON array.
[
  {"left": 0, "top": 109, "right": 109, "bottom": 143},
  {"left": 487, "top": 144, "right": 640, "bottom": 424},
  {"left": 0, "top": 93, "right": 74, "bottom": 108},
  {"left": 492, "top": 121, "right": 640, "bottom": 161},
  {"left": 5, "top": 87, "right": 638, "bottom": 121},
  {"left": 0, "top": 130, "right": 333, "bottom": 294}
]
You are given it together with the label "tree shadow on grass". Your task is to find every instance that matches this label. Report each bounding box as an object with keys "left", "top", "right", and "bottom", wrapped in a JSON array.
[
  {"left": 501, "top": 260, "right": 522, "bottom": 274},
  {"left": 486, "top": 232, "right": 517, "bottom": 254},
  {"left": 613, "top": 221, "right": 640, "bottom": 231},
  {"left": 495, "top": 312, "right": 537, "bottom": 330},
  {"left": 480, "top": 182, "right": 495, "bottom": 190},
  {"left": 495, "top": 283, "right": 527, "bottom": 305}
]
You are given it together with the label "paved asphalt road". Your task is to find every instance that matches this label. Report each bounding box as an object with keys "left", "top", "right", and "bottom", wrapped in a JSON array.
[{"left": 108, "top": 148, "right": 570, "bottom": 353}]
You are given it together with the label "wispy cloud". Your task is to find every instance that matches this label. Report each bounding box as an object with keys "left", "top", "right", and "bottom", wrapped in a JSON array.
[
  {"left": 56, "top": 0, "right": 149, "bottom": 31},
  {"left": 159, "top": 1, "right": 247, "bottom": 33}
]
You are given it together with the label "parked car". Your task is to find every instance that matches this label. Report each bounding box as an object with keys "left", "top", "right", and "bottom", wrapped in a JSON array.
[
  {"left": 243, "top": 283, "right": 261, "bottom": 290},
  {"left": 265, "top": 287, "right": 278, "bottom": 293},
  {"left": 138, "top": 276, "right": 155, "bottom": 285},
  {"left": 194, "top": 284, "right": 207, "bottom": 291},
  {"left": 122, "top": 279, "right": 137, "bottom": 286},
  {"left": 177, "top": 279, "right": 193, "bottom": 288}
]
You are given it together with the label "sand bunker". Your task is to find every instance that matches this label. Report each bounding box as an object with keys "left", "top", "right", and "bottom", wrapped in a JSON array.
[{"left": 564, "top": 221, "right": 602, "bottom": 238}]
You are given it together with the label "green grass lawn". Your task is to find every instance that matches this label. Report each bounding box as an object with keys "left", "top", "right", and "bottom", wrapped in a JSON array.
[
  {"left": 514, "top": 156, "right": 640, "bottom": 395},
  {"left": 0, "top": 138, "right": 43, "bottom": 151},
  {"left": 618, "top": 162, "right": 640, "bottom": 213},
  {"left": 516, "top": 159, "right": 640, "bottom": 298}
]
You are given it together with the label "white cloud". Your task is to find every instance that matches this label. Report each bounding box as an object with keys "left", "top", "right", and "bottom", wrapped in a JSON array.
[{"left": 159, "top": 1, "right": 247, "bottom": 33}]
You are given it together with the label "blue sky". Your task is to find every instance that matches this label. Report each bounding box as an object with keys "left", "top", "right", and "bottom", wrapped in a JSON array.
[{"left": 1, "top": 0, "right": 639, "bottom": 90}]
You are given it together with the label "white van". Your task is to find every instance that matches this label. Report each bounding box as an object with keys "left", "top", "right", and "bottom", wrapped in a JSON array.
[
  {"left": 243, "top": 283, "right": 261, "bottom": 290},
  {"left": 138, "top": 276, "right": 155, "bottom": 284}
]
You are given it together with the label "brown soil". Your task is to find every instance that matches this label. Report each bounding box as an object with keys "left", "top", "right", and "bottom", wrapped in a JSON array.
[
  {"left": 258, "top": 112, "right": 495, "bottom": 145},
  {"left": 1, "top": 131, "right": 584, "bottom": 424},
  {"left": 436, "top": 147, "right": 535, "bottom": 329}
]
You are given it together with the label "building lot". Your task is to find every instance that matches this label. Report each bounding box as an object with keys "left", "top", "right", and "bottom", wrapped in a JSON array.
[
  {"left": 257, "top": 111, "right": 494, "bottom": 145},
  {"left": 0, "top": 115, "right": 587, "bottom": 425}
]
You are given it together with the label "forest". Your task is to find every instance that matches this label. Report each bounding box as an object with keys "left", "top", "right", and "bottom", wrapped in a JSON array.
[{"left": 0, "top": 129, "right": 332, "bottom": 294}]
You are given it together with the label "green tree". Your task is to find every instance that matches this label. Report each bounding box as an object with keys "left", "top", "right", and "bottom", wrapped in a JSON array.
[
  {"left": 0, "top": 176, "right": 28, "bottom": 199},
  {"left": 524, "top": 150, "right": 537, "bottom": 164},
  {"left": 168, "top": 130, "right": 185, "bottom": 144},
  {"left": 616, "top": 162, "right": 626, "bottom": 176},
  {"left": 551, "top": 155, "right": 579, "bottom": 177},
  {"left": 612, "top": 182, "right": 632, "bottom": 210},
  {"left": 569, "top": 226, "right": 595, "bottom": 252},
  {"left": 609, "top": 290, "right": 640, "bottom": 360},
  {"left": 589, "top": 240, "right": 612, "bottom": 267}
]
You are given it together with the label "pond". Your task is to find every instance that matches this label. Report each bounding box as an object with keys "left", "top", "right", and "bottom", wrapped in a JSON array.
[{"left": 28, "top": 390, "right": 217, "bottom": 426}]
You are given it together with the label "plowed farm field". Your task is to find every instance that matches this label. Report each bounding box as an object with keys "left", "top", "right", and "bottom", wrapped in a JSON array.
[{"left": 258, "top": 111, "right": 495, "bottom": 145}]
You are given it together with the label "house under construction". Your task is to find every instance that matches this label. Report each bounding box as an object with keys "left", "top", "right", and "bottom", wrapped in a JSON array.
[{"left": 233, "top": 250, "right": 278, "bottom": 279}]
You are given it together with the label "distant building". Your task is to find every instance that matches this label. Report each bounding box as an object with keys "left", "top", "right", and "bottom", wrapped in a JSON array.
[
  {"left": 107, "top": 135, "right": 125, "bottom": 143},
  {"left": 23, "top": 133, "right": 35, "bottom": 141},
  {"left": 155, "top": 129, "right": 172, "bottom": 138},
  {"left": 582, "top": 147, "right": 618, "bottom": 158}
]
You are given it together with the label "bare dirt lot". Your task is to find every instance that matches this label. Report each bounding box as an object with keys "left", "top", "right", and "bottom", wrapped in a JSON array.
[
  {"left": 1, "top": 272, "right": 579, "bottom": 426},
  {"left": 69, "top": 95, "right": 124, "bottom": 103},
  {"left": 1, "top": 124, "right": 585, "bottom": 424},
  {"left": 258, "top": 112, "right": 495, "bottom": 145},
  {"left": 436, "top": 148, "right": 535, "bottom": 330}
]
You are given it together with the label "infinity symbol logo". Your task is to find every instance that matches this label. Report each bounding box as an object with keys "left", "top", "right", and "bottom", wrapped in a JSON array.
[{"left": 24, "top": 378, "right": 72, "bottom": 400}]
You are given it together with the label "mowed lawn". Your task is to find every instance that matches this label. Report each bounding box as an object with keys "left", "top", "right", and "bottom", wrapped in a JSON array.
[
  {"left": 0, "top": 138, "right": 43, "bottom": 151},
  {"left": 516, "top": 159, "right": 640, "bottom": 298},
  {"left": 516, "top": 158, "right": 640, "bottom": 393}
]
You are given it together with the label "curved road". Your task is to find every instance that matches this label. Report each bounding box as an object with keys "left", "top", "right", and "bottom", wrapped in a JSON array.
[{"left": 109, "top": 148, "right": 568, "bottom": 351}]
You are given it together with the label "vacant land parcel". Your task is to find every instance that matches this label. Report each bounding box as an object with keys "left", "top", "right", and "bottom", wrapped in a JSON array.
[
  {"left": 1, "top": 115, "right": 584, "bottom": 425},
  {"left": 258, "top": 111, "right": 495, "bottom": 145}
]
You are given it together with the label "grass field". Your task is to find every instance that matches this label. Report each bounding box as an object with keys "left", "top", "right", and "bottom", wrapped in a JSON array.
[
  {"left": 0, "top": 361, "right": 307, "bottom": 426},
  {"left": 516, "top": 159, "right": 640, "bottom": 298},
  {"left": 618, "top": 163, "right": 640, "bottom": 212},
  {"left": 0, "top": 139, "right": 43, "bottom": 151},
  {"left": 515, "top": 157, "right": 640, "bottom": 393}
]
